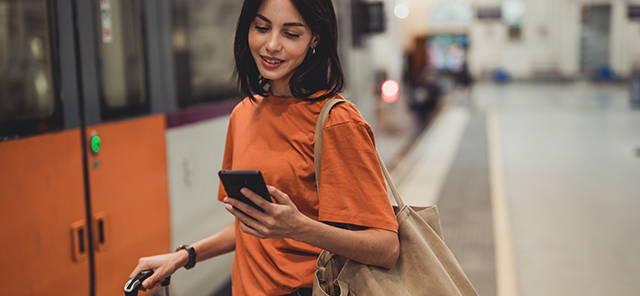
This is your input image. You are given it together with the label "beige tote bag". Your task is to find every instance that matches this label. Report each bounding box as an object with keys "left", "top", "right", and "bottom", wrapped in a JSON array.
[{"left": 312, "top": 99, "right": 478, "bottom": 296}]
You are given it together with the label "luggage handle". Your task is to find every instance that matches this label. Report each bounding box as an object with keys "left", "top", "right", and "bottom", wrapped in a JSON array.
[{"left": 124, "top": 270, "right": 170, "bottom": 296}]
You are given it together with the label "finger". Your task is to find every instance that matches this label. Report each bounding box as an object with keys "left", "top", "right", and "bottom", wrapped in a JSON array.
[
  {"left": 267, "top": 186, "right": 292, "bottom": 205},
  {"left": 129, "top": 266, "right": 142, "bottom": 279},
  {"left": 225, "top": 203, "right": 268, "bottom": 234},
  {"left": 224, "top": 196, "right": 266, "bottom": 220},
  {"left": 143, "top": 271, "right": 164, "bottom": 290},
  {"left": 237, "top": 219, "right": 264, "bottom": 238},
  {"left": 225, "top": 203, "right": 259, "bottom": 226},
  {"left": 142, "top": 272, "right": 158, "bottom": 289},
  {"left": 129, "top": 259, "right": 150, "bottom": 279},
  {"left": 240, "top": 187, "right": 273, "bottom": 210}
]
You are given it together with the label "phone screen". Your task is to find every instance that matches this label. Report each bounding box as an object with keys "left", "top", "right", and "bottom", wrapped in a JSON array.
[{"left": 218, "top": 170, "right": 272, "bottom": 212}]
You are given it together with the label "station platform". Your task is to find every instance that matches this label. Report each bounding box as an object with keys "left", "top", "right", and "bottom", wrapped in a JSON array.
[{"left": 385, "top": 81, "right": 640, "bottom": 296}]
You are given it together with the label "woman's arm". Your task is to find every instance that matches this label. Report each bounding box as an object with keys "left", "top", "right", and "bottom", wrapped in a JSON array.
[
  {"left": 129, "top": 223, "right": 236, "bottom": 290},
  {"left": 224, "top": 186, "right": 400, "bottom": 269},
  {"left": 298, "top": 221, "right": 399, "bottom": 269},
  {"left": 190, "top": 223, "right": 236, "bottom": 262}
]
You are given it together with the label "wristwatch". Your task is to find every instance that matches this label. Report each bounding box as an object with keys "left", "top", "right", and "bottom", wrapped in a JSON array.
[{"left": 175, "top": 244, "right": 197, "bottom": 270}]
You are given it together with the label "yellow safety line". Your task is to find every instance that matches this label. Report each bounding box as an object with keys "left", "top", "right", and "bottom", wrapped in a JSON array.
[{"left": 487, "top": 109, "right": 519, "bottom": 296}]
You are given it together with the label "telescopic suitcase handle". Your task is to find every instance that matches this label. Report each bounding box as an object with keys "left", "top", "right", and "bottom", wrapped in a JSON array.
[{"left": 124, "top": 270, "right": 171, "bottom": 296}]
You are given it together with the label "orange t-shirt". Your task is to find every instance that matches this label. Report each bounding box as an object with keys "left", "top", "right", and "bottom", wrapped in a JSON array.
[{"left": 217, "top": 93, "right": 398, "bottom": 296}]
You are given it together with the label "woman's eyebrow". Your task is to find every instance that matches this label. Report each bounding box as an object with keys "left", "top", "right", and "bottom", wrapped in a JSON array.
[{"left": 256, "top": 14, "right": 305, "bottom": 27}]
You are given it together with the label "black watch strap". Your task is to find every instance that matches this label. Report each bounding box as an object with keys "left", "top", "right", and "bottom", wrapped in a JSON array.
[{"left": 176, "top": 244, "right": 196, "bottom": 269}]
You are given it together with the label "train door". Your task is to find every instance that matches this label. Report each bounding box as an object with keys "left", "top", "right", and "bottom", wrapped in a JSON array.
[
  {"left": 74, "top": 0, "right": 171, "bottom": 295},
  {"left": 0, "top": 0, "right": 90, "bottom": 295},
  {"left": 0, "top": 0, "right": 171, "bottom": 295}
]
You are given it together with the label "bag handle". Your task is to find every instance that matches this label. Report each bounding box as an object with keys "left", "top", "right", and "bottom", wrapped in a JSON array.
[{"left": 314, "top": 99, "right": 405, "bottom": 209}]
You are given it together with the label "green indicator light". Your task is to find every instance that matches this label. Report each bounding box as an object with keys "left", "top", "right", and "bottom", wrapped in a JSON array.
[{"left": 91, "top": 136, "right": 101, "bottom": 154}]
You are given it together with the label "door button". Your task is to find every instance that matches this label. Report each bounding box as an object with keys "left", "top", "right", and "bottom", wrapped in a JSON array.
[{"left": 89, "top": 131, "right": 101, "bottom": 155}]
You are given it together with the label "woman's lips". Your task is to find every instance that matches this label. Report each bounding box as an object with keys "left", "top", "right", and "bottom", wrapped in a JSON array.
[{"left": 260, "top": 55, "right": 284, "bottom": 70}]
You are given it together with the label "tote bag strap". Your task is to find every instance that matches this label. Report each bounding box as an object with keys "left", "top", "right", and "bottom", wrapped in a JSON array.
[{"left": 314, "top": 99, "right": 405, "bottom": 209}]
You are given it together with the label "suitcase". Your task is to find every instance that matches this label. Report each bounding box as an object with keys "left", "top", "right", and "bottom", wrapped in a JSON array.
[{"left": 124, "top": 270, "right": 171, "bottom": 296}]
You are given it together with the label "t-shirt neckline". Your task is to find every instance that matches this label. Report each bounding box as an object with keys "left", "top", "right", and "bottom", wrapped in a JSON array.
[{"left": 265, "top": 93, "right": 296, "bottom": 106}]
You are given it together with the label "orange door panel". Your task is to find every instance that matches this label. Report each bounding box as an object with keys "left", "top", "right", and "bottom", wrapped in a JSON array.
[
  {"left": 87, "top": 115, "right": 171, "bottom": 296},
  {"left": 0, "top": 130, "right": 89, "bottom": 295}
]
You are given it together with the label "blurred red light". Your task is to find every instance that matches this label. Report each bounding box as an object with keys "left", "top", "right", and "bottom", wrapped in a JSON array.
[{"left": 381, "top": 80, "right": 399, "bottom": 103}]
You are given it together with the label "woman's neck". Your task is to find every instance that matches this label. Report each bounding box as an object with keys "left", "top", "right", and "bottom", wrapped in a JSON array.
[{"left": 269, "top": 76, "right": 293, "bottom": 97}]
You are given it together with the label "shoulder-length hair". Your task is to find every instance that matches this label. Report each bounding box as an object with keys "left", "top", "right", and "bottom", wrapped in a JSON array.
[{"left": 234, "top": 0, "right": 345, "bottom": 101}]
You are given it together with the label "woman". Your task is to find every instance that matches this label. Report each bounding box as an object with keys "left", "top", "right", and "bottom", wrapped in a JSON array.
[{"left": 130, "top": 0, "right": 399, "bottom": 295}]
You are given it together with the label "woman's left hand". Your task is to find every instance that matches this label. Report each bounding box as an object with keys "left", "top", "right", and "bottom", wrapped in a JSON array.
[{"left": 223, "top": 186, "right": 307, "bottom": 240}]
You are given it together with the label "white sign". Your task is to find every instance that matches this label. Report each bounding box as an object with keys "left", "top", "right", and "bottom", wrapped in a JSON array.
[{"left": 101, "top": 0, "right": 113, "bottom": 43}]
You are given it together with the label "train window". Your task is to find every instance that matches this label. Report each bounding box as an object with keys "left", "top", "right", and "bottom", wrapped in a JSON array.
[
  {"left": 172, "top": 0, "right": 241, "bottom": 108},
  {"left": 95, "top": 0, "right": 148, "bottom": 120},
  {"left": 0, "top": 0, "right": 61, "bottom": 138}
]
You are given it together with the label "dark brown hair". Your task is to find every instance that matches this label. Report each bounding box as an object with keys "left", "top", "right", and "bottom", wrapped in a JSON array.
[{"left": 234, "top": 0, "right": 345, "bottom": 101}]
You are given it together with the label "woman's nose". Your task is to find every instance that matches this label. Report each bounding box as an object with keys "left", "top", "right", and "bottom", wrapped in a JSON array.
[{"left": 266, "top": 33, "right": 282, "bottom": 53}]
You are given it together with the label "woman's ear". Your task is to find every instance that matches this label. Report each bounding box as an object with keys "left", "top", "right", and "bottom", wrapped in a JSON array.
[{"left": 311, "top": 34, "right": 320, "bottom": 49}]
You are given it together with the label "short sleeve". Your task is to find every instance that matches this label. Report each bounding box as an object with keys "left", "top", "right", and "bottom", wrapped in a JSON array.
[
  {"left": 317, "top": 108, "right": 398, "bottom": 233},
  {"left": 217, "top": 109, "right": 236, "bottom": 201}
]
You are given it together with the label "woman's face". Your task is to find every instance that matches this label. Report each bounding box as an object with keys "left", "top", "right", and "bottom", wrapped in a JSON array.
[{"left": 248, "top": 0, "right": 317, "bottom": 96}]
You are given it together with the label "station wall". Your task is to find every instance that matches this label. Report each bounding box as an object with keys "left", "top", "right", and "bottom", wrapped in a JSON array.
[
  {"left": 400, "top": 0, "right": 640, "bottom": 79},
  {"left": 468, "top": 0, "right": 640, "bottom": 79}
]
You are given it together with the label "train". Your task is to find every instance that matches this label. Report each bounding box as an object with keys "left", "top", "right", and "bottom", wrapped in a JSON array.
[{"left": 0, "top": 0, "right": 390, "bottom": 295}]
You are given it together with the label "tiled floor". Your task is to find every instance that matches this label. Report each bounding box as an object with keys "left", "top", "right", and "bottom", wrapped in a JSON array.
[
  {"left": 437, "top": 112, "right": 496, "bottom": 296},
  {"left": 397, "top": 81, "right": 640, "bottom": 296},
  {"left": 478, "top": 82, "right": 640, "bottom": 296}
]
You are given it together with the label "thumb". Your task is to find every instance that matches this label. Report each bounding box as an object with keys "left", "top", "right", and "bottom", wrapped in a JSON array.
[{"left": 267, "top": 186, "right": 292, "bottom": 205}]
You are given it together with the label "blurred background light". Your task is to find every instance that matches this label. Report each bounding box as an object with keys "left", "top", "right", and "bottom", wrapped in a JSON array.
[
  {"left": 394, "top": 4, "right": 409, "bottom": 19},
  {"left": 501, "top": 0, "right": 527, "bottom": 26},
  {"left": 381, "top": 79, "right": 400, "bottom": 103}
]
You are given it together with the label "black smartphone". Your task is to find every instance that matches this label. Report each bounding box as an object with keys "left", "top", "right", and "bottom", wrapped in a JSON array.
[{"left": 218, "top": 170, "right": 272, "bottom": 212}]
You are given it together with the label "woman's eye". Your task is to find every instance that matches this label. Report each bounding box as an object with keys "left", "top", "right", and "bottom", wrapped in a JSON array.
[
  {"left": 255, "top": 26, "right": 269, "bottom": 32},
  {"left": 285, "top": 32, "right": 300, "bottom": 38}
]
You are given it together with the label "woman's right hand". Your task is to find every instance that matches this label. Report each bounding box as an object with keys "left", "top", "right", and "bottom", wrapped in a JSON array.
[{"left": 128, "top": 251, "right": 188, "bottom": 291}]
